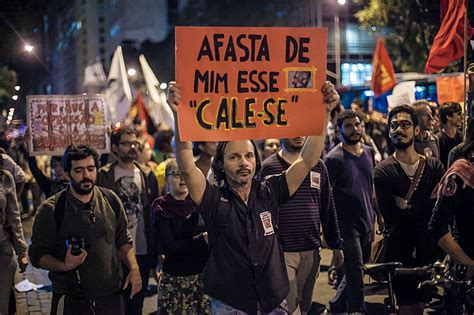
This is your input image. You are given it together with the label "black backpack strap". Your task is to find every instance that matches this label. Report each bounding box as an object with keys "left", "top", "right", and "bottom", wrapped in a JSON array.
[
  {"left": 54, "top": 188, "right": 120, "bottom": 234},
  {"left": 97, "top": 187, "right": 121, "bottom": 218},
  {"left": 54, "top": 190, "right": 68, "bottom": 234}
]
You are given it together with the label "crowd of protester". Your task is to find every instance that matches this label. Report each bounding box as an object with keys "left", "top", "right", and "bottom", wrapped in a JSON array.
[{"left": 0, "top": 78, "right": 473, "bottom": 315}]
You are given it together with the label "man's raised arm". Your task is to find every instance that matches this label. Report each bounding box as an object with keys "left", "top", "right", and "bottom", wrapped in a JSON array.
[
  {"left": 286, "top": 81, "right": 339, "bottom": 197},
  {"left": 167, "top": 82, "right": 207, "bottom": 205}
]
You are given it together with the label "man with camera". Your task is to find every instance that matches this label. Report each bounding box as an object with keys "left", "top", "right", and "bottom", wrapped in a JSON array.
[{"left": 29, "top": 144, "right": 141, "bottom": 315}]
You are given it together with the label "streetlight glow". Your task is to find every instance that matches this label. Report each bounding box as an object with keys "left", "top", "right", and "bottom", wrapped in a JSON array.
[
  {"left": 14, "top": 86, "right": 20, "bottom": 91},
  {"left": 337, "top": 0, "right": 346, "bottom": 5},
  {"left": 24, "top": 44, "right": 34, "bottom": 53},
  {"left": 12, "top": 95, "right": 18, "bottom": 101},
  {"left": 127, "top": 68, "right": 137, "bottom": 77},
  {"left": 160, "top": 82, "right": 167, "bottom": 90}
]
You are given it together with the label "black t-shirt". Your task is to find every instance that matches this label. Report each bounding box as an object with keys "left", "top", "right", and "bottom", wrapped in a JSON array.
[
  {"left": 438, "top": 130, "right": 462, "bottom": 168},
  {"left": 374, "top": 156, "right": 445, "bottom": 229},
  {"left": 414, "top": 135, "right": 440, "bottom": 159},
  {"left": 374, "top": 156, "right": 445, "bottom": 265},
  {"left": 155, "top": 211, "right": 209, "bottom": 276},
  {"left": 198, "top": 173, "right": 290, "bottom": 314},
  {"left": 429, "top": 174, "right": 474, "bottom": 259}
]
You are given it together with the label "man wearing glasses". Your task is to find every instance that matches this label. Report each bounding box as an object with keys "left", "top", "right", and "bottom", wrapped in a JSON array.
[
  {"left": 97, "top": 126, "right": 159, "bottom": 315},
  {"left": 374, "top": 105, "right": 445, "bottom": 314},
  {"left": 29, "top": 144, "right": 141, "bottom": 314}
]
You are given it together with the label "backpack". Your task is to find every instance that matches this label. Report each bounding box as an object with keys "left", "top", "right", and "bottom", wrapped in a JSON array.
[{"left": 54, "top": 187, "right": 121, "bottom": 233}]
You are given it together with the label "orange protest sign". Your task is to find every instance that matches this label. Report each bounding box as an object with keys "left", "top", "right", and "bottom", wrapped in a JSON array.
[
  {"left": 436, "top": 75, "right": 464, "bottom": 105},
  {"left": 175, "top": 26, "right": 327, "bottom": 141}
]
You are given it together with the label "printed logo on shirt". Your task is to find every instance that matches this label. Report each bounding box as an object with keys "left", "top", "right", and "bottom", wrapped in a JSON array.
[
  {"left": 220, "top": 197, "right": 229, "bottom": 202},
  {"left": 310, "top": 171, "right": 321, "bottom": 189},
  {"left": 441, "top": 175, "right": 458, "bottom": 196},
  {"left": 259, "top": 211, "right": 275, "bottom": 236},
  {"left": 116, "top": 176, "right": 143, "bottom": 230}
]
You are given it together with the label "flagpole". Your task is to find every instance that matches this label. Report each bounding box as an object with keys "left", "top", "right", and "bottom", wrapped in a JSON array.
[{"left": 464, "top": 0, "right": 468, "bottom": 140}]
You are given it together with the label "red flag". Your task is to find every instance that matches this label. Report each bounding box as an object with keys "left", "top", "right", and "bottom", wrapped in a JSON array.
[
  {"left": 425, "top": 0, "right": 474, "bottom": 73},
  {"left": 132, "top": 91, "right": 156, "bottom": 136},
  {"left": 371, "top": 37, "right": 397, "bottom": 97}
]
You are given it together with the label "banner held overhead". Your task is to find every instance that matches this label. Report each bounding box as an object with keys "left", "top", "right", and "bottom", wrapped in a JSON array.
[{"left": 175, "top": 26, "right": 327, "bottom": 141}]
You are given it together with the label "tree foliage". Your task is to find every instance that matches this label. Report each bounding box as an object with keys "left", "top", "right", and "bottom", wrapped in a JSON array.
[
  {"left": 354, "top": 0, "right": 441, "bottom": 73},
  {"left": 0, "top": 66, "right": 17, "bottom": 107}
]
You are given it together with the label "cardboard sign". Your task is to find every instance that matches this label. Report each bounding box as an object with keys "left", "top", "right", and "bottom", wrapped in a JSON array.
[
  {"left": 176, "top": 26, "right": 327, "bottom": 141},
  {"left": 436, "top": 75, "right": 464, "bottom": 105},
  {"left": 27, "top": 95, "right": 110, "bottom": 156}
]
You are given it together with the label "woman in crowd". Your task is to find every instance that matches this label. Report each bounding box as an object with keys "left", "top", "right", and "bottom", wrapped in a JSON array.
[
  {"left": 152, "top": 159, "right": 210, "bottom": 314},
  {"left": 137, "top": 136, "right": 159, "bottom": 171},
  {"left": 0, "top": 168, "right": 28, "bottom": 314},
  {"left": 261, "top": 138, "right": 280, "bottom": 161}
]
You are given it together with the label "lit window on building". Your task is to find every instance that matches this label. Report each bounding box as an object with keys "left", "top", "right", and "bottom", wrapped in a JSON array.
[
  {"left": 341, "top": 63, "right": 372, "bottom": 87},
  {"left": 110, "top": 22, "right": 120, "bottom": 38}
]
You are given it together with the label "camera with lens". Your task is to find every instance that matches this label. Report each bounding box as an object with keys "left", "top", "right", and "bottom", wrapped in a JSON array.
[{"left": 66, "top": 236, "right": 87, "bottom": 256}]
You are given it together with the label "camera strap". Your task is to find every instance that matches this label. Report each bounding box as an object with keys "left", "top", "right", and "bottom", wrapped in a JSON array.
[{"left": 74, "top": 270, "right": 96, "bottom": 314}]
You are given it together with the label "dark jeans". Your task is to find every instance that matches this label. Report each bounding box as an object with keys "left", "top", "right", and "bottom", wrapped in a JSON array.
[
  {"left": 329, "top": 231, "right": 372, "bottom": 313},
  {"left": 122, "top": 254, "right": 153, "bottom": 315},
  {"left": 50, "top": 291, "right": 124, "bottom": 315}
]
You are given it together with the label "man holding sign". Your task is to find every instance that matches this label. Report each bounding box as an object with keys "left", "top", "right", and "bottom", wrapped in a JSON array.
[{"left": 167, "top": 80, "right": 339, "bottom": 314}]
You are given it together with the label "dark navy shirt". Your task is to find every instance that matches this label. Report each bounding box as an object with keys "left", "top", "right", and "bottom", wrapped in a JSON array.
[
  {"left": 323, "top": 144, "right": 375, "bottom": 237},
  {"left": 198, "top": 173, "right": 290, "bottom": 314}
]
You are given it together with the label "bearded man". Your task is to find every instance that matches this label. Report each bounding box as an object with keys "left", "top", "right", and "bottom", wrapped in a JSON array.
[
  {"left": 374, "top": 105, "right": 445, "bottom": 315},
  {"left": 324, "top": 110, "right": 375, "bottom": 313}
]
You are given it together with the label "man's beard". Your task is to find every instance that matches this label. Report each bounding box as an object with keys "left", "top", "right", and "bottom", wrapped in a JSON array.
[
  {"left": 119, "top": 150, "right": 137, "bottom": 163},
  {"left": 71, "top": 178, "right": 94, "bottom": 195},
  {"left": 342, "top": 132, "right": 362, "bottom": 145},
  {"left": 392, "top": 137, "right": 414, "bottom": 150},
  {"left": 284, "top": 143, "right": 303, "bottom": 153},
  {"left": 283, "top": 138, "right": 304, "bottom": 153}
]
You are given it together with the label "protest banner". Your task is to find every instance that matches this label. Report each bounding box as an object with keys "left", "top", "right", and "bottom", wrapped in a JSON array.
[
  {"left": 176, "top": 26, "right": 327, "bottom": 141},
  {"left": 436, "top": 75, "right": 464, "bottom": 105},
  {"left": 27, "top": 95, "right": 110, "bottom": 156}
]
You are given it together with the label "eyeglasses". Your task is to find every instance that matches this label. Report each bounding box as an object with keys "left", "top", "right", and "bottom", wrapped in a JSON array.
[
  {"left": 166, "top": 170, "right": 182, "bottom": 178},
  {"left": 390, "top": 121, "right": 413, "bottom": 130},
  {"left": 119, "top": 141, "right": 140, "bottom": 148}
]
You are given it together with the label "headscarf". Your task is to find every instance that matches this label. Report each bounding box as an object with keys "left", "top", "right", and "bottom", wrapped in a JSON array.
[
  {"left": 152, "top": 194, "right": 196, "bottom": 220},
  {"left": 436, "top": 159, "right": 474, "bottom": 197}
]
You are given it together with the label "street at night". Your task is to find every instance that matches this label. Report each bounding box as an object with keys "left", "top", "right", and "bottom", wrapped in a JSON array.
[{"left": 1, "top": 1, "right": 474, "bottom": 315}]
